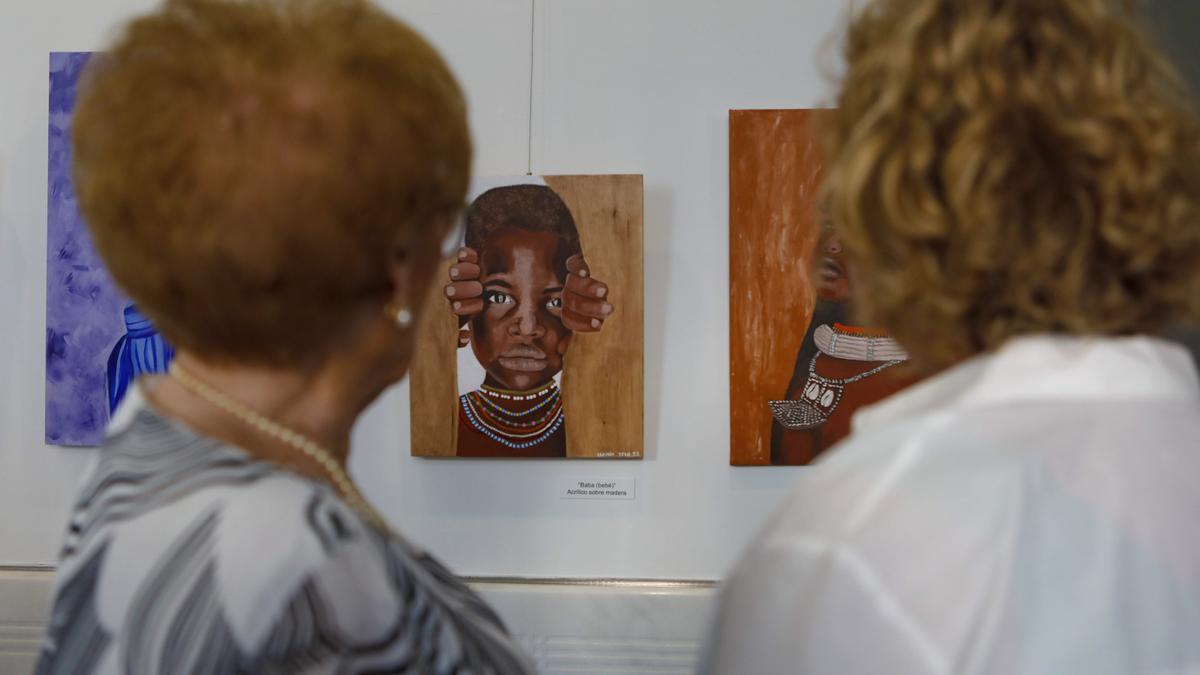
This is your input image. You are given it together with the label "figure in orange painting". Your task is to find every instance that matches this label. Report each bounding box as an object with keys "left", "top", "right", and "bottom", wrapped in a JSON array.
[{"left": 768, "top": 222, "right": 917, "bottom": 465}]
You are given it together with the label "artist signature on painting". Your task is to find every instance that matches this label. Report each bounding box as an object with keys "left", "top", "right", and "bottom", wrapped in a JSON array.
[{"left": 594, "top": 451, "right": 640, "bottom": 458}]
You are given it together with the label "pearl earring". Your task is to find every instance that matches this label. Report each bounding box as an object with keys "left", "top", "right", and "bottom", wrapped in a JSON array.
[{"left": 386, "top": 302, "right": 413, "bottom": 328}]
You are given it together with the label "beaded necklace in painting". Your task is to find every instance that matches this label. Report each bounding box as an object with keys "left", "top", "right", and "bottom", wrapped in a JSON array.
[
  {"left": 460, "top": 381, "right": 564, "bottom": 449},
  {"left": 479, "top": 381, "right": 557, "bottom": 401},
  {"left": 814, "top": 323, "right": 909, "bottom": 362},
  {"left": 768, "top": 322, "right": 908, "bottom": 431}
]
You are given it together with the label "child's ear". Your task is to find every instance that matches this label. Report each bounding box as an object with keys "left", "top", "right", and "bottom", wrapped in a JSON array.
[
  {"left": 557, "top": 334, "right": 573, "bottom": 355},
  {"left": 457, "top": 327, "right": 471, "bottom": 348}
]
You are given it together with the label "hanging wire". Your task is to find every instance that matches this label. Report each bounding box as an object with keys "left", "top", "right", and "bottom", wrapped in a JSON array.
[{"left": 526, "top": 0, "right": 536, "bottom": 175}]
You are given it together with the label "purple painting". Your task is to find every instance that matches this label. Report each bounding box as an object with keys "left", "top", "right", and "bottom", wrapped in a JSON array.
[{"left": 46, "top": 52, "right": 174, "bottom": 446}]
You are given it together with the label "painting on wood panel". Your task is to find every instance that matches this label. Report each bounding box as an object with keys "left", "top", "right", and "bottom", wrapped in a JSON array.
[
  {"left": 411, "top": 175, "right": 643, "bottom": 459},
  {"left": 729, "top": 109, "right": 917, "bottom": 466},
  {"left": 46, "top": 52, "right": 174, "bottom": 446}
]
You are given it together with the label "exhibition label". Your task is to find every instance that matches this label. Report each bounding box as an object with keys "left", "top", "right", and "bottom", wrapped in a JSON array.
[{"left": 558, "top": 477, "right": 636, "bottom": 500}]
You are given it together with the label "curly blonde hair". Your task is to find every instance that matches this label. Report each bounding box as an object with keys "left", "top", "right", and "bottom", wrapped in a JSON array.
[
  {"left": 824, "top": 0, "right": 1200, "bottom": 370},
  {"left": 73, "top": 0, "right": 471, "bottom": 365}
]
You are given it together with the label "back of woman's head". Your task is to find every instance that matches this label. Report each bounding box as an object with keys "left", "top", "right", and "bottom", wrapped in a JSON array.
[
  {"left": 73, "top": 0, "right": 471, "bottom": 366},
  {"left": 824, "top": 0, "right": 1200, "bottom": 369}
]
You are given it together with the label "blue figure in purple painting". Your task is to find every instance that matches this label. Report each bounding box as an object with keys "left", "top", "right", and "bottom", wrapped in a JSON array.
[
  {"left": 105, "top": 305, "right": 174, "bottom": 414},
  {"left": 45, "top": 51, "right": 175, "bottom": 445}
]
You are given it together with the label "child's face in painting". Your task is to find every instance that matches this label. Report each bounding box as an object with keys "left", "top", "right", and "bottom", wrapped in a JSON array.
[{"left": 471, "top": 227, "right": 573, "bottom": 391}]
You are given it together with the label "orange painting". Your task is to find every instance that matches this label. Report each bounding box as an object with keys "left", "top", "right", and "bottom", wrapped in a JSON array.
[{"left": 729, "top": 109, "right": 917, "bottom": 466}]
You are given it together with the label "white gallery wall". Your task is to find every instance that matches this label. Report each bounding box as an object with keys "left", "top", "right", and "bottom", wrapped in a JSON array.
[{"left": 0, "top": 0, "right": 849, "bottom": 578}]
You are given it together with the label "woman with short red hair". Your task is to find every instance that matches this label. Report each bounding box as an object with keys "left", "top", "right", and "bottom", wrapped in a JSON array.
[{"left": 37, "top": 1, "right": 533, "bottom": 672}]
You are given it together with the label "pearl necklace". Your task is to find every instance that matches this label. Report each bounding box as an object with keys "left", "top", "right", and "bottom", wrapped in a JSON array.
[{"left": 168, "top": 363, "right": 387, "bottom": 531}]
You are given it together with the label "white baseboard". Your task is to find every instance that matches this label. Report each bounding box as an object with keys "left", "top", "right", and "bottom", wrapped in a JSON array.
[
  {"left": 476, "top": 579, "right": 715, "bottom": 674},
  {"left": 0, "top": 569, "right": 716, "bottom": 675},
  {"left": 0, "top": 570, "right": 53, "bottom": 675}
]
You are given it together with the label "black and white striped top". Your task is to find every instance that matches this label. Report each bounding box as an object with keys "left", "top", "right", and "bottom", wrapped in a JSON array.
[{"left": 36, "top": 390, "right": 534, "bottom": 675}]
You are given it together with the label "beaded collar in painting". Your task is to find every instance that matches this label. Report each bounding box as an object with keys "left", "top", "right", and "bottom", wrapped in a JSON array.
[
  {"left": 478, "top": 381, "right": 557, "bottom": 401},
  {"left": 461, "top": 384, "right": 564, "bottom": 449},
  {"left": 814, "top": 323, "right": 909, "bottom": 362}
]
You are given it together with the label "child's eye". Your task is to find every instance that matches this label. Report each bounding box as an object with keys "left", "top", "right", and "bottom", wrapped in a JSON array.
[
  {"left": 485, "top": 291, "right": 513, "bottom": 305},
  {"left": 546, "top": 297, "right": 563, "bottom": 310}
]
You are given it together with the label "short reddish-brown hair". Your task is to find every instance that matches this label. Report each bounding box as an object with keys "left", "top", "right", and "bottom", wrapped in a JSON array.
[
  {"left": 824, "top": 0, "right": 1200, "bottom": 370},
  {"left": 73, "top": 0, "right": 471, "bottom": 365}
]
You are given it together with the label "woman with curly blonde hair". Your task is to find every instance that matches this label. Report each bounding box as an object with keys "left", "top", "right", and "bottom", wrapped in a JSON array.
[
  {"left": 704, "top": 0, "right": 1200, "bottom": 672},
  {"left": 35, "top": 0, "right": 537, "bottom": 672}
]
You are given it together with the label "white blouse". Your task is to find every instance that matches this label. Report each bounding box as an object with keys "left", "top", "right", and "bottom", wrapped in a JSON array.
[{"left": 703, "top": 335, "right": 1200, "bottom": 675}]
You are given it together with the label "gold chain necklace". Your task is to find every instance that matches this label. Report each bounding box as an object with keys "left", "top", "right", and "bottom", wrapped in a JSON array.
[{"left": 168, "top": 363, "right": 388, "bottom": 532}]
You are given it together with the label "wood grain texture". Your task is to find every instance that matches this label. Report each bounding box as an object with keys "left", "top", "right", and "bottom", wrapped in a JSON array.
[
  {"left": 409, "top": 175, "right": 644, "bottom": 459},
  {"left": 409, "top": 257, "right": 460, "bottom": 457},
  {"left": 729, "top": 110, "right": 826, "bottom": 465},
  {"left": 546, "top": 175, "right": 644, "bottom": 459}
]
